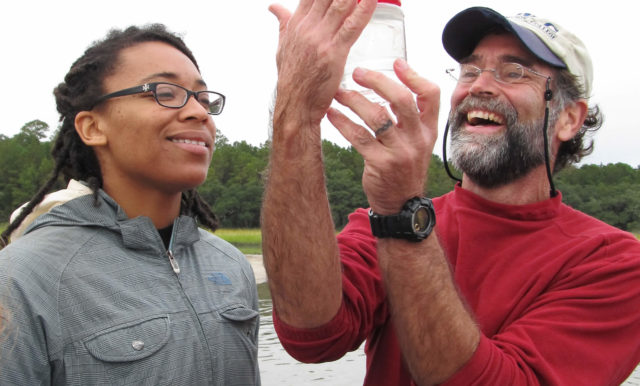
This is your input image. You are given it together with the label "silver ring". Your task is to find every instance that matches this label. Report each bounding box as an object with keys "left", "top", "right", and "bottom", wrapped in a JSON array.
[{"left": 375, "top": 119, "right": 393, "bottom": 137}]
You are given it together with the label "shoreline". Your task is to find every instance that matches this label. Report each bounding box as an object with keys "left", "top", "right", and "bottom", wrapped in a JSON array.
[{"left": 246, "top": 254, "right": 267, "bottom": 284}]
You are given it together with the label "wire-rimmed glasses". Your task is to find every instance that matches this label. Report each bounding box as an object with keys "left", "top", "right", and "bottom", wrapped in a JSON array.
[
  {"left": 92, "top": 82, "right": 225, "bottom": 115},
  {"left": 446, "top": 62, "right": 550, "bottom": 84}
]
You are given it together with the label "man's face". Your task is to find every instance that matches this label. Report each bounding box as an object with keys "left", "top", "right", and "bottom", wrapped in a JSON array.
[{"left": 448, "top": 33, "right": 557, "bottom": 188}]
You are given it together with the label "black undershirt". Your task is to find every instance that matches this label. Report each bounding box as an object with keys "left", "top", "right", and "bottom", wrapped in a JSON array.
[{"left": 157, "top": 224, "right": 173, "bottom": 249}]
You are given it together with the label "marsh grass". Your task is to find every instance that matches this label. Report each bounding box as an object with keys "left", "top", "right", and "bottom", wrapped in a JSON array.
[
  {"left": 0, "top": 223, "right": 263, "bottom": 254},
  {"left": 214, "top": 228, "right": 262, "bottom": 255},
  {"left": 2, "top": 222, "right": 638, "bottom": 251}
]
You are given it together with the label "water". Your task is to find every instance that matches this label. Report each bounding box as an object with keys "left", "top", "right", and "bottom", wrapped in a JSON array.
[
  {"left": 256, "top": 281, "right": 640, "bottom": 386},
  {"left": 257, "top": 283, "right": 366, "bottom": 385}
]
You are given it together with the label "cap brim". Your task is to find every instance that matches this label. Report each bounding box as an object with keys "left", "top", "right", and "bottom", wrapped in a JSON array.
[{"left": 442, "top": 7, "right": 566, "bottom": 69}]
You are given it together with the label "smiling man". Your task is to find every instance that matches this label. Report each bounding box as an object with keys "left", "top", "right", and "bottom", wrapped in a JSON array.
[{"left": 262, "top": 3, "right": 640, "bottom": 385}]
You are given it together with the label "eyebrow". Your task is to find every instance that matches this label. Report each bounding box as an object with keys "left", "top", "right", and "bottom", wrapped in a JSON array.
[
  {"left": 139, "top": 72, "right": 208, "bottom": 88},
  {"left": 460, "top": 54, "right": 537, "bottom": 68}
]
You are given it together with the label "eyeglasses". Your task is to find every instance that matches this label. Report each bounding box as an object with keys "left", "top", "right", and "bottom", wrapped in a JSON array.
[
  {"left": 92, "top": 82, "right": 225, "bottom": 115},
  {"left": 446, "top": 62, "right": 550, "bottom": 84}
]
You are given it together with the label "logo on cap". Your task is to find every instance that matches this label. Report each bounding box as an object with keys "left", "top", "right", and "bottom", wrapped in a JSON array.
[{"left": 514, "top": 13, "right": 559, "bottom": 40}]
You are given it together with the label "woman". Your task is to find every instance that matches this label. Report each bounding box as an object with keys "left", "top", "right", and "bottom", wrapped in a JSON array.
[{"left": 0, "top": 24, "right": 260, "bottom": 385}]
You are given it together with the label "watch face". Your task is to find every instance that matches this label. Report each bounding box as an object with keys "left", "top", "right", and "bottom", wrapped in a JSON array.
[{"left": 412, "top": 206, "right": 430, "bottom": 233}]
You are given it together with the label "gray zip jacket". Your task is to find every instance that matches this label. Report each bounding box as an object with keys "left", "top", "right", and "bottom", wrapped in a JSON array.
[{"left": 0, "top": 190, "right": 260, "bottom": 385}]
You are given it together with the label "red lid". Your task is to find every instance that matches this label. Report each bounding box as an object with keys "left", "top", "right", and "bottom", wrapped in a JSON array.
[{"left": 358, "top": 0, "right": 401, "bottom": 4}]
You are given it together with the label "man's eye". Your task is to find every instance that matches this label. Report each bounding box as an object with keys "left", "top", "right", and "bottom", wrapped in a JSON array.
[{"left": 461, "top": 71, "right": 478, "bottom": 79}]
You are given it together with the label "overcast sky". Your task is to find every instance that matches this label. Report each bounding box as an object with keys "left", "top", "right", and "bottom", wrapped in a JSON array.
[{"left": 1, "top": 0, "right": 637, "bottom": 167}]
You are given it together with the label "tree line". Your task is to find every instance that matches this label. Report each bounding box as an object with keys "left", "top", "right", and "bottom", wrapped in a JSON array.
[{"left": 1, "top": 120, "right": 639, "bottom": 232}]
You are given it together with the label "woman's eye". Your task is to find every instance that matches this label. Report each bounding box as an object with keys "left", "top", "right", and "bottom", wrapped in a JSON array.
[{"left": 156, "top": 91, "right": 175, "bottom": 101}]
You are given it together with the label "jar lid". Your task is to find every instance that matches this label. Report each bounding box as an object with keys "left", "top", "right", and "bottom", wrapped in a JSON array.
[{"left": 378, "top": 0, "right": 401, "bottom": 5}]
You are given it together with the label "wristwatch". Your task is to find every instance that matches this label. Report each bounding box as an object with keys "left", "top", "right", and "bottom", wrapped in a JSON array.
[{"left": 369, "top": 197, "right": 436, "bottom": 242}]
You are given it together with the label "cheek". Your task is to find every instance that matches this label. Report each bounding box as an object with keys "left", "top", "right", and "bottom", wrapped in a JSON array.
[{"left": 450, "top": 85, "right": 469, "bottom": 108}]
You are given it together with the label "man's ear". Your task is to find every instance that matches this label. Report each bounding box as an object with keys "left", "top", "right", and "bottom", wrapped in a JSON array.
[
  {"left": 74, "top": 111, "right": 107, "bottom": 147},
  {"left": 556, "top": 99, "right": 588, "bottom": 142}
]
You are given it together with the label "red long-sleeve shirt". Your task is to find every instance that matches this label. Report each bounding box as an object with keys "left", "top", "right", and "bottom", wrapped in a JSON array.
[{"left": 274, "top": 186, "right": 640, "bottom": 385}]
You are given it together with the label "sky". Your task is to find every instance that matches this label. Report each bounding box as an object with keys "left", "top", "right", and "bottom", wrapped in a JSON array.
[{"left": 1, "top": 0, "right": 638, "bottom": 167}]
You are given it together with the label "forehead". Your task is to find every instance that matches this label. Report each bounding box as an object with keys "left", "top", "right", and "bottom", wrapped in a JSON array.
[
  {"left": 106, "top": 41, "right": 201, "bottom": 87},
  {"left": 465, "top": 33, "right": 540, "bottom": 66}
]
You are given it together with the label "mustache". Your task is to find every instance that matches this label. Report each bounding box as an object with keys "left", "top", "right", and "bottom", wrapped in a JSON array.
[{"left": 449, "top": 96, "right": 518, "bottom": 130}]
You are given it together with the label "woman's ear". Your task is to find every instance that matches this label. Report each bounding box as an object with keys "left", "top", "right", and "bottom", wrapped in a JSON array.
[
  {"left": 74, "top": 111, "right": 107, "bottom": 147},
  {"left": 556, "top": 99, "right": 588, "bottom": 142}
]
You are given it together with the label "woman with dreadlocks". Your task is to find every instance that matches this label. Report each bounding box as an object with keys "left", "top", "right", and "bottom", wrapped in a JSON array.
[{"left": 0, "top": 24, "right": 260, "bottom": 385}]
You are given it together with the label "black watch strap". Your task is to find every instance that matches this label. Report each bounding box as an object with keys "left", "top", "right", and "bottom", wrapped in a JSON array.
[{"left": 369, "top": 197, "right": 435, "bottom": 242}]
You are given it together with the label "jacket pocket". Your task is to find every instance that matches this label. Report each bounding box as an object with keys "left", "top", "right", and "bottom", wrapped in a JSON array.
[
  {"left": 83, "top": 315, "right": 170, "bottom": 362},
  {"left": 220, "top": 304, "right": 259, "bottom": 339}
]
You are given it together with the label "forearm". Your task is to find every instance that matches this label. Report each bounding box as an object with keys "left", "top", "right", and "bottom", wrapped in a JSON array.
[
  {"left": 378, "top": 236, "right": 480, "bottom": 385},
  {"left": 262, "top": 0, "right": 379, "bottom": 329},
  {"left": 261, "top": 112, "right": 343, "bottom": 328}
]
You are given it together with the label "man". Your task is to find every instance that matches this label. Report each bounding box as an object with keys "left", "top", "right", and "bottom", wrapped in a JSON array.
[{"left": 262, "top": 2, "right": 640, "bottom": 385}]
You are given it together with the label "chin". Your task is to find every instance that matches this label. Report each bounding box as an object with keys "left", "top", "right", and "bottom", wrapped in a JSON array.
[{"left": 170, "top": 170, "right": 209, "bottom": 191}]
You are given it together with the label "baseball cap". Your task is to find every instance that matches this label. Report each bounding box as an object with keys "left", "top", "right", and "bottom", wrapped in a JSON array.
[{"left": 442, "top": 7, "right": 592, "bottom": 97}]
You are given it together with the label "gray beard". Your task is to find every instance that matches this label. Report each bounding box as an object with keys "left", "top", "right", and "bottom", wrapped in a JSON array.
[{"left": 448, "top": 97, "right": 557, "bottom": 188}]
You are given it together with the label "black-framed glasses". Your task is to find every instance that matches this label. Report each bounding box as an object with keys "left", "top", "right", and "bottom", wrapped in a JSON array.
[
  {"left": 446, "top": 62, "right": 550, "bottom": 84},
  {"left": 92, "top": 82, "right": 225, "bottom": 115}
]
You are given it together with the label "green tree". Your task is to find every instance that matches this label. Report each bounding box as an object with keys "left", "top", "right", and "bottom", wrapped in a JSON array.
[
  {"left": 0, "top": 121, "right": 54, "bottom": 221},
  {"left": 200, "top": 131, "right": 269, "bottom": 228},
  {"left": 556, "top": 163, "right": 640, "bottom": 232},
  {"left": 323, "top": 141, "right": 368, "bottom": 228}
]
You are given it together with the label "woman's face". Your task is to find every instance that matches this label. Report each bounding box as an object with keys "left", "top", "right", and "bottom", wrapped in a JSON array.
[{"left": 90, "top": 41, "right": 216, "bottom": 196}]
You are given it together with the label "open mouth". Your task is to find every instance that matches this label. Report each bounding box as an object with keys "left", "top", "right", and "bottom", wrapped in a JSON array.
[{"left": 467, "top": 110, "right": 505, "bottom": 126}]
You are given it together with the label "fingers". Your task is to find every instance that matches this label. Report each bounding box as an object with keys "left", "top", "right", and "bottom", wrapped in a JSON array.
[
  {"left": 333, "top": 0, "right": 377, "bottom": 44},
  {"left": 394, "top": 59, "right": 441, "bottom": 125},
  {"left": 326, "top": 106, "right": 378, "bottom": 156},
  {"left": 336, "top": 87, "right": 400, "bottom": 136}
]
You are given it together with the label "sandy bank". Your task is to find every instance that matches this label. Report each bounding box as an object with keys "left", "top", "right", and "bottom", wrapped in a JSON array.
[{"left": 246, "top": 254, "right": 267, "bottom": 284}]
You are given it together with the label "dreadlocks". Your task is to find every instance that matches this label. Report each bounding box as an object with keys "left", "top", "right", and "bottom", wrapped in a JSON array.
[{"left": 1, "top": 24, "right": 218, "bottom": 248}]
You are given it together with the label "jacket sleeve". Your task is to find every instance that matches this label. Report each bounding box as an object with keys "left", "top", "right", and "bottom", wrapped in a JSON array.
[
  {"left": 0, "top": 248, "right": 63, "bottom": 384},
  {"left": 273, "top": 208, "right": 388, "bottom": 362}
]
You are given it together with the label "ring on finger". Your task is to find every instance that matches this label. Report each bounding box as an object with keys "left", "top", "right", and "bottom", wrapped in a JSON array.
[{"left": 375, "top": 119, "right": 393, "bottom": 137}]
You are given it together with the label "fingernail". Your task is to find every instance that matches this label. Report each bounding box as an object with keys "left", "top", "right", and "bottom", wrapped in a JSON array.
[
  {"left": 395, "top": 58, "right": 408, "bottom": 71},
  {"left": 353, "top": 67, "right": 368, "bottom": 79}
]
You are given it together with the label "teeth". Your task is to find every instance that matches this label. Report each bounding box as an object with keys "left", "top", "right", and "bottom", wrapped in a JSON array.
[
  {"left": 172, "top": 138, "right": 207, "bottom": 147},
  {"left": 467, "top": 111, "right": 504, "bottom": 124}
]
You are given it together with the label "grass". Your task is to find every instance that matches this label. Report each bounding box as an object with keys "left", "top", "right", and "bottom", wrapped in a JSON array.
[
  {"left": 0, "top": 223, "right": 263, "bottom": 254},
  {"left": 214, "top": 228, "right": 262, "bottom": 255},
  {"left": 2, "top": 221, "right": 637, "bottom": 251}
]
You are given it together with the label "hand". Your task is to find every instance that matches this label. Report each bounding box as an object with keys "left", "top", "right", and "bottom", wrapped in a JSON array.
[
  {"left": 327, "top": 59, "right": 440, "bottom": 214},
  {"left": 269, "top": 0, "right": 377, "bottom": 128}
]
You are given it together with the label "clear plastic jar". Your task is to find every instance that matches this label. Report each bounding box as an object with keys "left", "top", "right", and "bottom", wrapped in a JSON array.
[{"left": 341, "top": 0, "right": 406, "bottom": 104}]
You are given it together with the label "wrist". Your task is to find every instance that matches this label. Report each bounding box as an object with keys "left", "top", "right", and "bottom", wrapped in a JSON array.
[{"left": 369, "top": 197, "right": 436, "bottom": 242}]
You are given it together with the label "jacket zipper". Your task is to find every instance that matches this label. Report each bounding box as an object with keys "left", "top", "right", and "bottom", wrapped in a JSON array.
[{"left": 167, "top": 220, "right": 180, "bottom": 274}]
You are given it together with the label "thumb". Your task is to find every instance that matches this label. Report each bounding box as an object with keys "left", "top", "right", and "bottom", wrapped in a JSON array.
[{"left": 269, "top": 4, "right": 292, "bottom": 33}]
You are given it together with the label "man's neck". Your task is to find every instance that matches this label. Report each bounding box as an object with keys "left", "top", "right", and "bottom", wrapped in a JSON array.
[{"left": 460, "top": 166, "right": 553, "bottom": 205}]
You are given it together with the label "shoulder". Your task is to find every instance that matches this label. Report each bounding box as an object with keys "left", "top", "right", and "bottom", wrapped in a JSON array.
[
  {"left": 196, "top": 229, "right": 255, "bottom": 278},
  {"left": 1, "top": 225, "right": 94, "bottom": 271},
  {"left": 558, "top": 204, "right": 639, "bottom": 247}
]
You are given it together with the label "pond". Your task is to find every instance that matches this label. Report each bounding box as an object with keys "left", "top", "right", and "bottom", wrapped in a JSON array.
[{"left": 257, "top": 282, "right": 366, "bottom": 385}]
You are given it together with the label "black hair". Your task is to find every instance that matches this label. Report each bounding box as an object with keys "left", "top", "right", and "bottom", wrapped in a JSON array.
[{"left": 1, "top": 23, "right": 218, "bottom": 247}]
